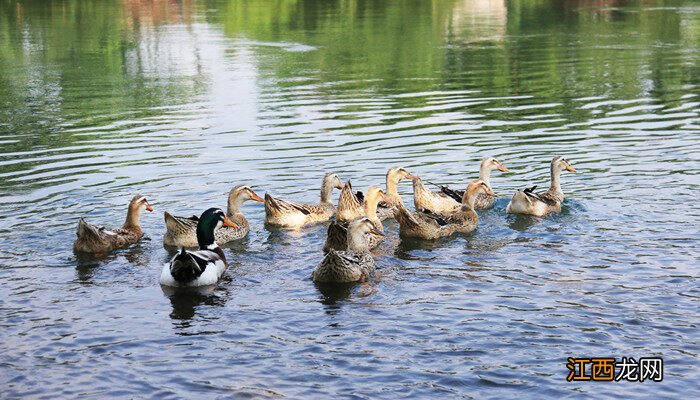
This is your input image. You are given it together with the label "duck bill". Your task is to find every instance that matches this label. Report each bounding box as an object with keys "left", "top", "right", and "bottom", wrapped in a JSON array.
[
  {"left": 370, "top": 228, "right": 385, "bottom": 236},
  {"left": 498, "top": 164, "right": 510, "bottom": 173},
  {"left": 145, "top": 203, "right": 154, "bottom": 212},
  {"left": 335, "top": 183, "right": 343, "bottom": 190},
  {"left": 223, "top": 217, "right": 238, "bottom": 228},
  {"left": 250, "top": 192, "right": 265, "bottom": 202},
  {"left": 566, "top": 165, "right": 577, "bottom": 173}
]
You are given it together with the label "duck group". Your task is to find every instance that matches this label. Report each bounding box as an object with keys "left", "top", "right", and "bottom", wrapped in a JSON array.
[{"left": 73, "top": 156, "right": 577, "bottom": 287}]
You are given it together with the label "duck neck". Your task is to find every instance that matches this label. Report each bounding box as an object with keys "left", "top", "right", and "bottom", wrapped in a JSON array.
[
  {"left": 479, "top": 162, "right": 491, "bottom": 186},
  {"left": 227, "top": 194, "right": 245, "bottom": 218},
  {"left": 364, "top": 196, "right": 380, "bottom": 219},
  {"left": 196, "top": 222, "right": 217, "bottom": 251},
  {"left": 122, "top": 206, "right": 142, "bottom": 231},
  {"left": 347, "top": 232, "right": 369, "bottom": 253},
  {"left": 386, "top": 176, "right": 399, "bottom": 198},
  {"left": 549, "top": 163, "right": 562, "bottom": 195},
  {"left": 320, "top": 180, "right": 334, "bottom": 204},
  {"left": 460, "top": 189, "right": 477, "bottom": 213}
]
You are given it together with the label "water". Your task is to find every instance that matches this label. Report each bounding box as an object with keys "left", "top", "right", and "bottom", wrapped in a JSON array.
[{"left": 1, "top": 0, "right": 699, "bottom": 397}]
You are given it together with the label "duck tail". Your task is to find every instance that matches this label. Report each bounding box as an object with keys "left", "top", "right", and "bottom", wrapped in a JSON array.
[
  {"left": 394, "top": 204, "right": 421, "bottom": 231},
  {"left": 512, "top": 190, "right": 533, "bottom": 205},
  {"left": 164, "top": 211, "right": 183, "bottom": 231},
  {"left": 337, "top": 181, "right": 362, "bottom": 220},
  {"left": 169, "top": 249, "right": 202, "bottom": 283},
  {"left": 76, "top": 217, "right": 101, "bottom": 240},
  {"left": 264, "top": 193, "right": 279, "bottom": 216},
  {"left": 522, "top": 186, "right": 540, "bottom": 203}
]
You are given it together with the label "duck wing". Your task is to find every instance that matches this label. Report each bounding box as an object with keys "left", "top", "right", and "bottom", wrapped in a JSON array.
[
  {"left": 522, "top": 185, "right": 558, "bottom": 206},
  {"left": 396, "top": 205, "right": 441, "bottom": 230},
  {"left": 169, "top": 248, "right": 220, "bottom": 284},
  {"left": 164, "top": 211, "right": 198, "bottom": 231},
  {"left": 265, "top": 193, "right": 311, "bottom": 215},
  {"left": 426, "top": 181, "right": 464, "bottom": 204},
  {"left": 533, "top": 191, "right": 560, "bottom": 206},
  {"left": 443, "top": 187, "right": 464, "bottom": 203},
  {"left": 418, "top": 209, "right": 450, "bottom": 226},
  {"left": 76, "top": 218, "right": 119, "bottom": 244}
]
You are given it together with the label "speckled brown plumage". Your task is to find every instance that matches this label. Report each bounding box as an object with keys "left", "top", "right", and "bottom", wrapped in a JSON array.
[{"left": 74, "top": 195, "right": 153, "bottom": 255}]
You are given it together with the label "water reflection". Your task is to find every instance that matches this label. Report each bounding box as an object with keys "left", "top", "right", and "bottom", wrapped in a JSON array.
[
  {"left": 162, "top": 285, "right": 228, "bottom": 323},
  {"left": 314, "top": 281, "right": 357, "bottom": 305},
  {"left": 74, "top": 240, "right": 152, "bottom": 282},
  {"left": 450, "top": 0, "right": 507, "bottom": 44},
  {"left": 506, "top": 213, "right": 543, "bottom": 231}
]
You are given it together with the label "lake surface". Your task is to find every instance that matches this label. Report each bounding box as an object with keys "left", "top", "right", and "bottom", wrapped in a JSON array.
[{"left": 1, "top": 0, "right": 699, "bottom": 398}]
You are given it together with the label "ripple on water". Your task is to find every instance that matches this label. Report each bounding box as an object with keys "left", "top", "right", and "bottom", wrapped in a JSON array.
[{"left": 1, "top": 1, "right": 700, "bottom": 398}]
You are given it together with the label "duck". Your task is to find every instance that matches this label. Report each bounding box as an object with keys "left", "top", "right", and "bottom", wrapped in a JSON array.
[
  {"left": 324, "top": 185, "right": 385, "bottom": 252},
  {"left": 506, "top": 156, "right": 576, "bottom": 217},
  {"left": 264, "top": 173, "right": 343, "bottom": 228},
  {"left": 395, "top": 180, "right": 493, "bottom": 240},
  {"left": 160, "top": 208, "right": 238, "bottom": 287},
  {"left": 163, "top": 185, "right": 264, "bottom": 247},
  {"left": 335, "top": 180, "right": 365, "bottom": 222},
  {"left": 313, "top": 217, "right": 383, "bottom": 283},
  {"left": 415, "top": 157, "right": 509, "bottom": 213},
  {"left": 364, "top": 167, "right": 413, "bottom": 220},
  {"left": 74, "top": 195, "right": 154, "bottom": 255}
]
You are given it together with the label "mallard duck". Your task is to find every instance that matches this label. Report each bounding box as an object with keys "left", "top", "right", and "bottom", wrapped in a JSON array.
[
  {"left": 395, "top": 180, "right": 493, "bottom": 239},
  {"left": 324, "top": 185, "right": 385, "bottom": 252},
  {"left": 163, "top": 185, "right": 264, "bottom": 247},
  {"left": 160, "top": 208, "right": 238, "bottom": 287},
  {"left": 506, "top": 156, "right": 576, "bottom": 217},
  {"left": 264, "top": 173, "right": 343, "bottom": 228},
  {"left": 74, "top": 195, "right": 154, "bottom": 255},
  {"left": 313, "top": 217, "right": 383, "bottom": 283},
  {"left": 416, "top": 157, "right": 509, "bottom": 212},
  {"left": 370, "top": 167, "right": 414, "bottom": 220}
]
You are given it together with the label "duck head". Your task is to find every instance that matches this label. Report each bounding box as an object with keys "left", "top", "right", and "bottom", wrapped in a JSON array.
[
  {"left": 462, "top": 180, "right": 495, "bottom": 210},
  {"left": 552, "top": 156, "right": 577, "bottom": 173},
  {"left": 124, "top": 195, "right": 153, "bottom": 228},
  {"left": 386, "top": 167, "right": 413, "bottom": 195},
  {"left": 347, "top": 217, "right": 384, "bottom": 252},
  {"left": 196, "top": 208, "right": 237, "bottom": 249},
  {"left": 129, "top": 195, "right": 153, "bottom": 213},
  {"left": 387, "top": 167, "right": 414, "bottom": 182},
  {"left": 482, "top": 156, "right": 510, "bottom": 173},
  {"left": 364, "top": 186, "right": 385, "bottom": 206},
  {"left": 228, "top": 185, "right": 264, "bottom": 214},
  {"left": 324, "top": 173, "right": 343, "bottom": 190},
  {"left": 320, "top": 173, "right": 343, "bottom": 203}
]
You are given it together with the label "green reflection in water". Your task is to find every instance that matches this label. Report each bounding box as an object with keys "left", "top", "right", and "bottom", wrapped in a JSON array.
[{"left": 0, "top": 0, "right": 697, "bottom": 152}]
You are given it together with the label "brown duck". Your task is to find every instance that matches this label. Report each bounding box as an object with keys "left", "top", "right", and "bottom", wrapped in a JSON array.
[
  {"left": 324, "top": 185, "right": 385, "bottom": 252},
  {"left": 396, "top": 180, "right": 493, "bottom": 240},
  {"left": 74, "top": 195, "right": 153, "bottom": 255}
]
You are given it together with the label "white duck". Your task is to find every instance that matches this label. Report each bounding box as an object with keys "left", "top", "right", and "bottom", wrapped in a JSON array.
[{"left": 506, "top": 156, "right": 576, "bottom": 217}]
